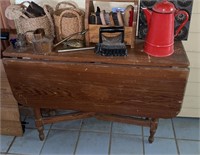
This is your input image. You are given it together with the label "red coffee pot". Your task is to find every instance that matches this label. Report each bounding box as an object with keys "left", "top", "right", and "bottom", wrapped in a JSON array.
[{"left": 142, "top": 0, "right": 189, "bottom": 57}]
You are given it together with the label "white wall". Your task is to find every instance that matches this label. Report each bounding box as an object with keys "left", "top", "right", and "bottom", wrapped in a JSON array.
[
  {"left": 178, "top": 0, "right": 200, "bottom": 117},
  {"left": 14, "top": 0, "right": 85, "bottom": 8},
  {"left": 13, "top": 0, "right": 131, "bottom": 10}
]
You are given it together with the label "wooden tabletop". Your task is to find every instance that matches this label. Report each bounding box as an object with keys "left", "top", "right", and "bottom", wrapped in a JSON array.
[{"left": 3, "top": 40, "right": 189, "bottom": 68}]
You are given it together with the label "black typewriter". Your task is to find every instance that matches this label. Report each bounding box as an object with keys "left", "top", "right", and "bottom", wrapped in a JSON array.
[{"left": 95, "top": 26, "right": 127, "bottom": 56}]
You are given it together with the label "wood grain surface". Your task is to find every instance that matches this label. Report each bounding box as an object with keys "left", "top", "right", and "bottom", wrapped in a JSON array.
[{"left": 3, "top": 42, "right": 189, "bottom": 118}]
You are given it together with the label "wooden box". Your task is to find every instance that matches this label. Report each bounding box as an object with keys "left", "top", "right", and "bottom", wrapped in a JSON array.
[{"left": 85, "top": 0, "right": 139, "bottom": 48}]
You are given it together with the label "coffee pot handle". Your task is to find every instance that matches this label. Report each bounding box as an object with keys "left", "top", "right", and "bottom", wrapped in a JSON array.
[{"left": 174, "top": 10, "right": 189, "bottom": 37}]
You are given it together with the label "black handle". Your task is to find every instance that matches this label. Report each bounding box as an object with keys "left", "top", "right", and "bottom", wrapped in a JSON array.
[{"left": 99, "top": 26, "right": 124, "bottom": 43}]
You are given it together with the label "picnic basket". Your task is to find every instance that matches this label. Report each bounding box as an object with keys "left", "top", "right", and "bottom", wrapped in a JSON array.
[
  {"left": 53, "top": 1, "right": 85, "bottom": 42},
  {"left": 15, "top": 1, "right": 54, "bottom": 43}
]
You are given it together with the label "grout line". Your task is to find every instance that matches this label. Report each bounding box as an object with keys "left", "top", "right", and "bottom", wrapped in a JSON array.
[
  {"left": 78, "top": 129, "right": 111, "bottom": 133},
  {"left": 175, "top": 139, "right": 200, "bottom": 142},
  {"left": 108, "top": 122, "right": 113, "bottom": 155},
  {"left": 6, "top": 136, "right": 17, "bottom": 154},
  {"left": 143, "top": 136, "right": 177, "bottom": 140},
  {"left": 142, "top": 126, "right": 145, "bottom": 155},
  {"left": 142, "top": 135, "right": 200, "bottom": 142},
  {"left": 75, "top": 129, "right": 143, "bottom": 136},
  {"left": 50, "top": 121, "right": 111, "bottom": 133},
  {"left": 171, "top": 118, "right": 180, "bottom": 155},
  {"left": 111, "top": 132, "right": 146, "bottom": 137},
  {"left": 5, "top": 153, "right": 27, "bottom": 155},
  {"left": 73, "top": 119, "right": 83, "bottom": 155},
  {"left": 46, "top": 128, "right": 82, "bottom": 132}
]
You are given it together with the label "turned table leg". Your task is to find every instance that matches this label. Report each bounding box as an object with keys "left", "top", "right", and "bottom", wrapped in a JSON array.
[
  {"left": 34, "top": 108, "right": 45, "bottom": 141},
  {"left": 148, "top": 118, "right": 159, "bottom": 143}
]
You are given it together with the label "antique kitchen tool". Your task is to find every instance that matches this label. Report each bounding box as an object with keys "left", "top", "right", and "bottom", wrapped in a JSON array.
[
  {"left": 53, "top": 29, "right": 88, "bottom": 48},
  {"left": 10, "top": 33, "right": 26, "bottom": 50},
  {"left": 32, "top": 28, "right": 53, "bottom": 53},
  {"left": 58, "top": 46, "right": 95, "bottom": 53},
  {"left": 142, "top": 0, "right": 189, "bottom": 57},
  {"left": 33, "top": 28, "right": 45, "bottom": 40},
  {"left": 95, "top": 26, "right": 127, "bottom": 56}
]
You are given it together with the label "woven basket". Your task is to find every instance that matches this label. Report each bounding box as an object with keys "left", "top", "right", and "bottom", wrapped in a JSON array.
[
  {"left": 15, "top": 2, "right": 54, "bottom": 43},
  {"left": 53, "top": 2, "right": 85, "bottom": 42}
]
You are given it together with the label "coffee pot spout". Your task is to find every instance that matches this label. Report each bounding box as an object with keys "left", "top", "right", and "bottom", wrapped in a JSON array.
[{"left": 142, "top": 8, "right": 152, "bottom": 26}]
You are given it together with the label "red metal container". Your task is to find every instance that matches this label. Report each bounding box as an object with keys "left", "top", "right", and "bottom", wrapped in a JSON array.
[{"left": 142, "top": 0, "right": 189, "bottom": 57}]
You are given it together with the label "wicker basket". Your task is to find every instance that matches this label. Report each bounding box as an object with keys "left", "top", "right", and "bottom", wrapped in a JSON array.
[
  {"left": 53, "top": 2, "right": 85, "bottom": 42},
  {"left": 15, "top": 2, "right": 54, "bottom": 43}
]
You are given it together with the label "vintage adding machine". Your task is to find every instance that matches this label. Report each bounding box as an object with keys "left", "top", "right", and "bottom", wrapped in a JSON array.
[{"left": 95, "top": 26, "right": 127, "bottom": 56}]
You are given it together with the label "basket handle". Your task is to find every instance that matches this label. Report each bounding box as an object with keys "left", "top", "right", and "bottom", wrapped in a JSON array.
[
  {"left": 19, "top": 1, "right": 31, "bottom": 8},
  {"left": 58, "top": 9, "right": 82, "bottom": 41},
  {"left": 43, "top": 5, "right": 55, "bottom": 37},
  {"left": 18, "top": 1, "right": 31, "bottom": 18},
  {"left": 55, "top": 2, "right": 76, "bottom": 11}
]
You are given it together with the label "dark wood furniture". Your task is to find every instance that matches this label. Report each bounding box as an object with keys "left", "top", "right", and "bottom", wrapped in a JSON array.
[{"left": 2, "top": 41, "right": 189, "bottom": 143}]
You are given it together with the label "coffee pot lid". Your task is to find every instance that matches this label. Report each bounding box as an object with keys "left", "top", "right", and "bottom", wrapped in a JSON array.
[{"left": 153, "top": 0, "right": 175, "bottom": 13}]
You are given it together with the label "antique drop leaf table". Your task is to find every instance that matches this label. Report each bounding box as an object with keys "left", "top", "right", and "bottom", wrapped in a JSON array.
[{"left": 2, "top": 41, "right": 189, "bottom": 143}]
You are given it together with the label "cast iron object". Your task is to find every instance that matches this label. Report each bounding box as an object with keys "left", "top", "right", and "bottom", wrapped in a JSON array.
[{"left": 95, "top": 26, "right": 127, "bottom": 56}]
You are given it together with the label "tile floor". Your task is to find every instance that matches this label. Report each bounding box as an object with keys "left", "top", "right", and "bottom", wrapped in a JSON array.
[{"left": 0, "top": 114, "right": 200, "bottom": 155}]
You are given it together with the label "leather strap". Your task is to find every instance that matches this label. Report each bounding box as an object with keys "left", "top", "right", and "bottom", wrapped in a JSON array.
[
  {"left": 100, "top": 10, "right": 106, "bottom": 25},
  {"left": 117, "top": 12, "right": 124, "bottom": 26}
]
